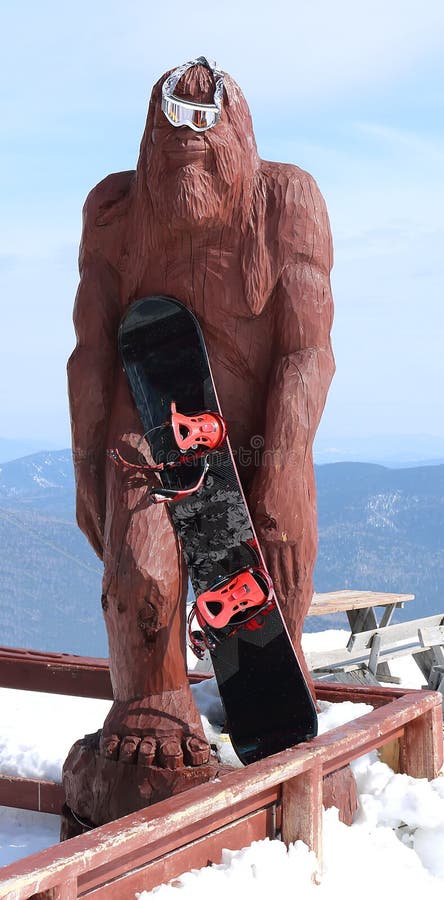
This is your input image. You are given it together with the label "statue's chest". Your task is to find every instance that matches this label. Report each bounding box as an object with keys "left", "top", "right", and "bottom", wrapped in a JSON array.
[
  {"left": 138, "top": 239, "right": 256, "bottom": 321},
  {"left": 134, "top": 237, "right": 274, "bottom": 399}
]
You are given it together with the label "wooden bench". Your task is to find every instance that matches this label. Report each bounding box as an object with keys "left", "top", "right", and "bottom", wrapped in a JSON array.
[
  {"left": 306, "top": 592, "right": 444, "bottom": 694},
  {"left": 418, "top": 623, "right": 444, "bottom": 692},
  {"left": 307, "top": 590, "right": 415, "bottom": 684}
]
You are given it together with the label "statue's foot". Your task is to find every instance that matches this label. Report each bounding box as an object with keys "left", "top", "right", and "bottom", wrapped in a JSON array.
[
  {"left": 61, "top": 688, "right": 224, "bottom": 830},
  {"left": 99, "top": 688, "right": 211, "bottom": 770},
  {"left": 100, "top": 732, "right": 210, "bottom": 768},
  {"left": 62, "top": 732, "right": 220, "bottom": 832}
]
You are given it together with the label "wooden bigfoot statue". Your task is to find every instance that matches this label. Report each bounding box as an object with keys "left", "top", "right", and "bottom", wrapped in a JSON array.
[{"left": 63, "top": 57, "right": 335, "bottom": 831}]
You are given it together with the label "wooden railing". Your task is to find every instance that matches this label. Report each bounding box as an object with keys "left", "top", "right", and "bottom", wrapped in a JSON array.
[{"left": 0, "top": 649, "right": 442, "bottom": 898}]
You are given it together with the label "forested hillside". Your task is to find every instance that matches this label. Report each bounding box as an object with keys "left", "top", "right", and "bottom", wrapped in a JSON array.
[{"left": 0, "top": 451, "right": 443, "bottom": 650}]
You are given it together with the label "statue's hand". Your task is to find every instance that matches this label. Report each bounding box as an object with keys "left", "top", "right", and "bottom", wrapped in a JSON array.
[
  {"left": 258, "top": 538, "right": 301, "bottom": 607},
  {"left": 74, "top": 465, "right": 105, "bottom": 560},
  {"left": 253, "top": 531, "right": 309, "bottom": 646},
  {"left": 76, "top": 493, "right": 104, "bottom": 560}
]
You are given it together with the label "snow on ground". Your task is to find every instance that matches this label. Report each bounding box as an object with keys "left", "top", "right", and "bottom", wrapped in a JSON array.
[
  {"left": 1, "top": 633, "right": 444, "bottom": 900},
  {"left": 0, "top": 805, "right": 60, "bottom": 867},
  {"left": 0, "top": 691, "right": 112, "bottom": 865},
  {"left": 0, "top": 692, "right": 112, "bottom": 783}
]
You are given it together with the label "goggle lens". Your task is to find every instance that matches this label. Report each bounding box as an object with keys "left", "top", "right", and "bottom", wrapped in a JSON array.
[
  {"left": 161, "top": 57, "right": 224, "bottom": 132},
  {"left": 162, "top": 96, "right": 218, "bottom": 132}
]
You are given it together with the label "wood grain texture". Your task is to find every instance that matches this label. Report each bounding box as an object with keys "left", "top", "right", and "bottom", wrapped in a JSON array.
[
  {"left": 309, "top": 590, "right": 414, "bottom": 616},
  {"left": 1, "top": 687, "right": 441, "bottom": 899},
  {"left": 282, "top": 764, "right": 323, "bottom": 869},
  {"left": 64, "top": 59, "right": 335, "bottom": 823}
]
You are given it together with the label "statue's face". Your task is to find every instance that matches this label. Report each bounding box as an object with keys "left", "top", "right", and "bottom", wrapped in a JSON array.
[
  {"left": 144, "top": 67, "right": 251, "bottom": 226},
  {"left": 150, "top": 94, "right": 231, "bottom": 175}
]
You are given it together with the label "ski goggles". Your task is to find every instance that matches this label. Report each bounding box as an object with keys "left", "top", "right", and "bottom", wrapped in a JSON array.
[{"left": 161, "top": 56, "right": 224, "bottom": 132}]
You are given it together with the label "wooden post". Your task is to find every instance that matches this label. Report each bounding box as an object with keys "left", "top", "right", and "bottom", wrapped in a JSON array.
[
  {"left": 379, "top": 738, "right": 401, "bottom": 772},
  {"left": 401, "top": 705, "right": 443, "bottom": 779},
  {"left": 281, "top": 763, "right": 323, "bottom": 876}
]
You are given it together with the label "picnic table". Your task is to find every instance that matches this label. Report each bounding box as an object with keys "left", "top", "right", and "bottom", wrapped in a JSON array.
[
  {"left": 308, "top": 589, "right": 413, "bottom": 631},
  {"left": 306, "top": 590, "right": 444, "bottom": 692}
]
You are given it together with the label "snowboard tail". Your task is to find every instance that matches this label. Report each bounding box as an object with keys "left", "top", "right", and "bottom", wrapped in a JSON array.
[{"left": 118, "top": 295, "right": 317, "bottom": 764}]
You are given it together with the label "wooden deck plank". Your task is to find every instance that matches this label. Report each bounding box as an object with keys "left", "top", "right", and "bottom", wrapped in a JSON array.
[
  {"left": 0, "top": 647, "right": 211, "bottom": 698},
  {"left": 281, "top": 763, "right": 323, "bottom": 871},
  {"left": 0, "top": 647, "right": 113, "bottom": 699}
]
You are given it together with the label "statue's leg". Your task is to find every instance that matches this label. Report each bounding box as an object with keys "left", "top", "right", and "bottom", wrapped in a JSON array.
[
  {"left": 99, "top": 445, "right": 211, "bottom": 768},
  {"left": 62, "top": 443, "right": 219, "bottom": 832}
]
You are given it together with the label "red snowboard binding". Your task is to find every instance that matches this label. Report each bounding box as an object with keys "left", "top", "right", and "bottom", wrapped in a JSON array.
[
  {"left": 188, "top": 567, "right": 275, "bottom": 659},
  {"left": 110, "top": 401, "right": 226, "bottom": 504},
  {"left": 151, "top": 402, "right": 226, "bottom": 503},
  {"left": 171, "top": 402, "right": 226, "bottom": 453}
]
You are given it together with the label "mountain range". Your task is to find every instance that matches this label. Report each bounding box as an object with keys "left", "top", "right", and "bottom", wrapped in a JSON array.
[
  {"left": 310, "top": 461, "right": 444, "bottom": 631},
  {"left": 0, "top": 451, "right": 106, "bottom": 656},
  {"left": 0, "top": 450, "right": 443, "bottom": 652}
]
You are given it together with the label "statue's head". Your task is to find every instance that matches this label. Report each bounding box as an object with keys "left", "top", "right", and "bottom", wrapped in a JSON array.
[
  {"left": 160, "top": 56, "right": 225, "bottom": 134},
  {"left": 137, "top": 57, "right": 260, "bottom": 225}
]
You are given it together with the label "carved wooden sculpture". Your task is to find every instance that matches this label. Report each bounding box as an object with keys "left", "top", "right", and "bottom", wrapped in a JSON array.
[{"left": 62, "top": 58, "right": 335, "bottom": 833}]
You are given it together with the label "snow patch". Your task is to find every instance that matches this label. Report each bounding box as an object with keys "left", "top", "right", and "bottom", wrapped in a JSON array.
[
  {"left": 366, "top": 490, "right": 403, "bottom": 529},
  {"left": 0, "top": 689, "right": 111, "bottom": 782},
  {"left": 0, "top": 632, "right": 443, "bottom": 895},
  {"left": 32, "top": 475, "right": 58, "bottom": 488}
]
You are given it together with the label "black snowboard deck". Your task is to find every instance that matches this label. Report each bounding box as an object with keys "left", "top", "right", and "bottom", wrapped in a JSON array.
[{"left": 119, "top": 295, "right": 317, "bottom": 765}]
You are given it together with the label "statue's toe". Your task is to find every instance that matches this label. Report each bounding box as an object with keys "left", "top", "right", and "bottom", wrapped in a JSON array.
[
  {"left": 119, "top": 735, "right": 141, "bottom": 763},
  {"left": 100, "top": 733, "right": 120, "bottom": 760},
  {"left": 183, "top": 735, "right": 211, "bottom": 766},
  {"left": 158, "top": 738, "right": 184, "bottom": 770},
  {"left": 138, "top": 736, "right": 157, "bottom": 767}
]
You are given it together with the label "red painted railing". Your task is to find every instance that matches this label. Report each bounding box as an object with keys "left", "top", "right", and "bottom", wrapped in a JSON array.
[{"left": 0, "top": 648, "right": 442, "bottom": 898}]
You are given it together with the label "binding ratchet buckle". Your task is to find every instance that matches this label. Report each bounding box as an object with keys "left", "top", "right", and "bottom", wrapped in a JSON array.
[
  {"left": 188, "top": 567, "right": 276, "bottom": 659},
  {"left": 149, "top": 456, "right": 210, "bottom": 504}
]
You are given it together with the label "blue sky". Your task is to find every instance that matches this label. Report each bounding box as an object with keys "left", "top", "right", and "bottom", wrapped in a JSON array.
[{"left": 1, "top": 0, "right": 443, "bottom": 453}]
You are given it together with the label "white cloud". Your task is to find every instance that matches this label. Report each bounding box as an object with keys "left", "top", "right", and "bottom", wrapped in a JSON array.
[{"left": 354, "top": 124, "right": 444, "bottom": 164}]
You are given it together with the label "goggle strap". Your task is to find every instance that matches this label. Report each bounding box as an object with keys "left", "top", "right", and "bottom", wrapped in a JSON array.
[{"left": 163, "top": 57, "right": 224, "bottom": 114}]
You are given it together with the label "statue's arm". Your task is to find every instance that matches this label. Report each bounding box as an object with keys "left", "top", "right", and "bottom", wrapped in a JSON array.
[
  {"left": 249, "top": 171, "right": 335, "bottom": 556},
  {"left": 67, "top": 188, "right": 122, "bottom": 559}
]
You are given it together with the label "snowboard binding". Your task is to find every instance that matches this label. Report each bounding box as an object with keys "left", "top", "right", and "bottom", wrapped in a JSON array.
[
  {"left": 109, "top": 402, "right": 226, "bottom": 504},
  {"left": 188, "top": 566, "right": 275, "bottom": 659},
  {"left": 171, "top": 402, "right": 226, "bottom": 452},
  {"left": 150, "top": 402, "right": 226, "bottom": 503}
]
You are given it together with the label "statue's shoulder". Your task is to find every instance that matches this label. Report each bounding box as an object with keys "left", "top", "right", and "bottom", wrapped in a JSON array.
[
  {"left": 260, "top": 159, "right": 325, "bottom": 220},
  {"left": 82, "top": 171, "right": 135, "bottom": 232},
  {"left": 259, "top": 160, "right": 331, "bottom": 268}
]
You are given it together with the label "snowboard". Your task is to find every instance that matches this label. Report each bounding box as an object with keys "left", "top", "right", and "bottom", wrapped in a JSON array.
[{"left": 118, "top": 295, "right": 317, "bottom": 765}]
